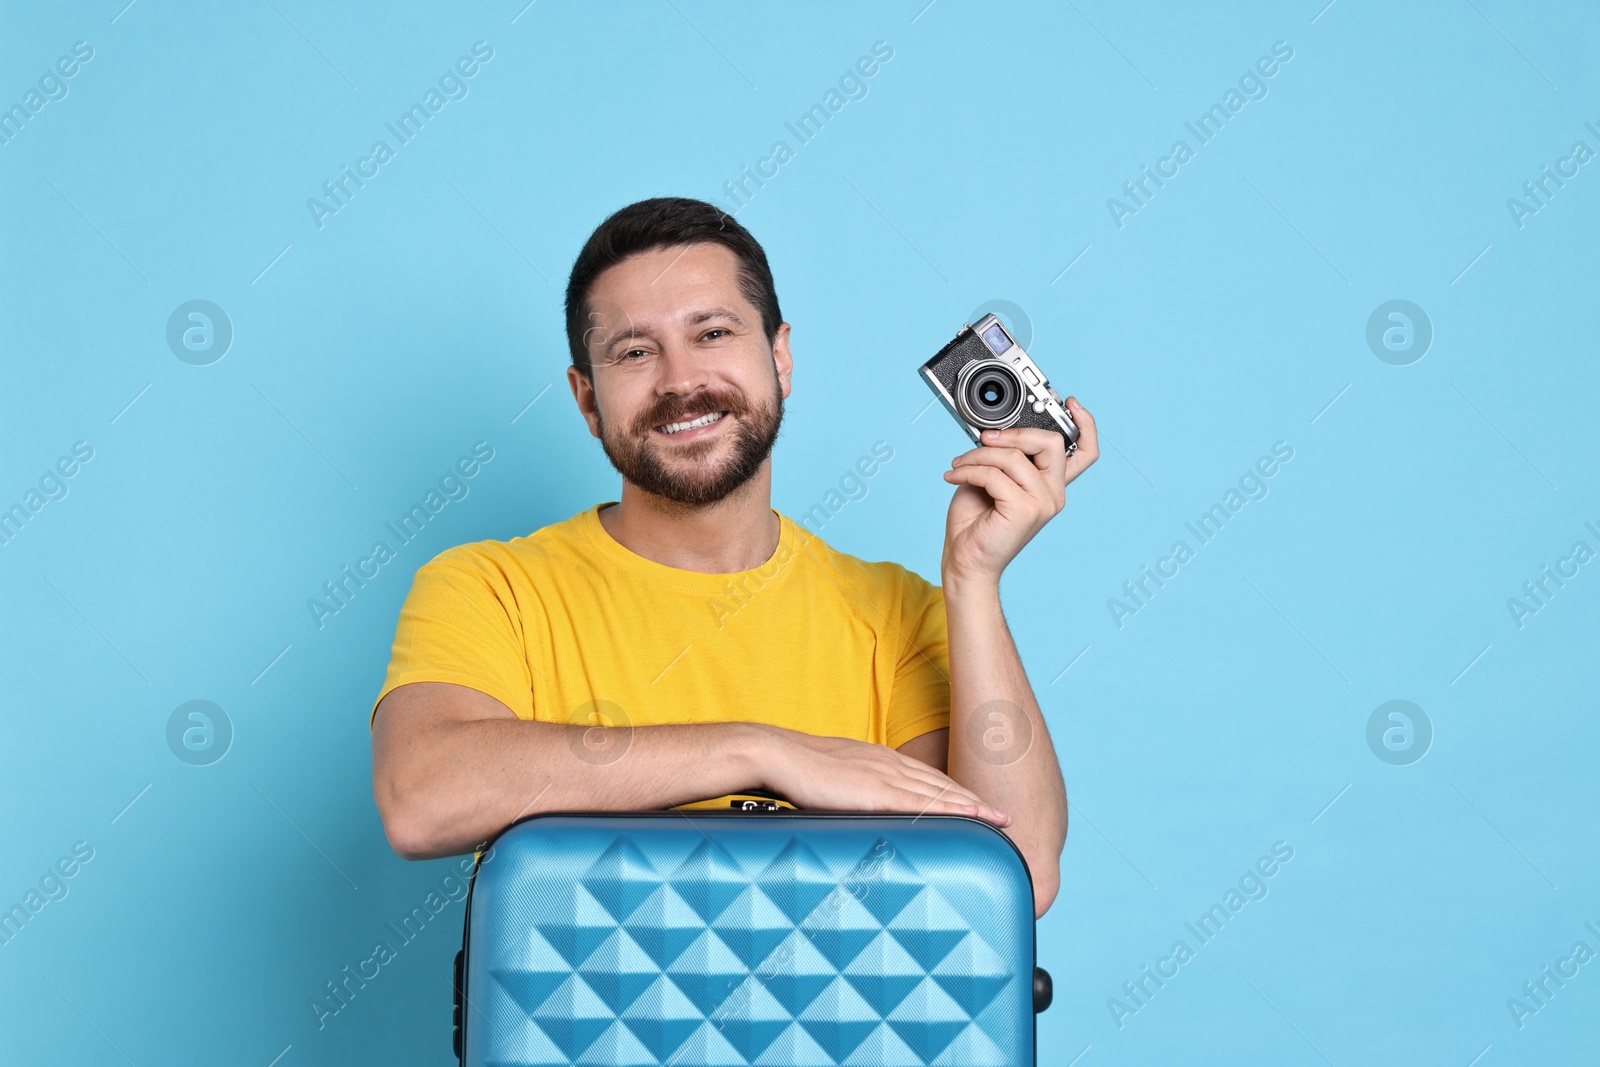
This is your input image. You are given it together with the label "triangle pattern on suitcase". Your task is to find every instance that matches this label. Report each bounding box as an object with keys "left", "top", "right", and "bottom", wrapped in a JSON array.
[
  {"left": 570, "top": 1018, "right": 658, "bottom": 1065},
  {"left": 532, "top": 885, "right": 619, "bottom": 970},
  {"left": 929, "top": 1019, "right": 1010, "bottom": 1065},
  {"left": 755, "top": 837, "right": 839, "bottom": 925},
  {"left": 710, "top": 885, "right": 796, "bottom": 969},
  {"left": 667, "top": 837, "right": 750, "bottom": 924},
  {"left": 526, "top": 974, "right": 616, "bottom": 1061},
  {"left": 885, "top": 887, "right": 974, "bottom": 972},
  {"left": 708, "top": 976, "right": 795, "bottom": 1062},
  {"left": 664, "top": 1019, "right": 749, "bottom": 1065},
  {"left": 490, "top": 967, "right": 570, "bottom": 1020},
  {"left": 616, "top": 975, "right": 705, "bottom": 1062},
  {"left": 479, "top": 1014, "right": 570, "bottom": 1067},
  {"left": 580, "top": 836, "right": 662, "bottom": 924},
  {"left": 800, "top": 885, "right": 886, "bottom": 971},
  {"left": 840, "top": 1021, "right": 933, "bottom": 1066},
  {"left": 620, "top": 882, "right": 707, "bottom": 970},
  {"left": 795, "top": 975, "right": 887, "bottom": 1061},
  {"left": 665, "top": 928, "right": 749, "bottom": 1016},
  {"left": 841, "top": 930, "right": 928, "bottom": 1017},
  {"left": 575, "top": 927, "right": 660, "bottom": 1015},
  {"left": 752, "top": 929, "right": 839, "bottom": 1018},
  {"left": 847, "top": 838, "right": 927, "bottom": 926},
  {"left": 749, "top": 1020, "right": 835, "bottom": 1065},
  {"left": 929, "top": 931, "right": 1013, "bottom": 1018},
  {"left": 471, "top": 821, "right": 1031, "bottom": 1064},
  {"left": 886, "top": 976, "right": 972, "bottom": 1063},
  {"left": 489, "top": 925, "right": 572, "bottom": 1014}
]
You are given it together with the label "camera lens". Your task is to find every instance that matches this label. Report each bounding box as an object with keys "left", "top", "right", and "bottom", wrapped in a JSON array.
[
  {"left": 982, "top": 323, "right": 1014, "bottom": 355},
  {"left": 955, "top": 359, "right": 1025, "bottom": 429}
]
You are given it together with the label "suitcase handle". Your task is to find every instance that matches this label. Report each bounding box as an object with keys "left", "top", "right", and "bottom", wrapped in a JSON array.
[
  {"left": 728, "top": 787, "right": 794, "bottom": 811},
  {"left": 452, "top": 948, "right": 464, "bottom": 1060}
]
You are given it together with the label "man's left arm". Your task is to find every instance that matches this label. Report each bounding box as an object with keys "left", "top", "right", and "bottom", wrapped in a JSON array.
[{"left": 935, "top": 397, "right": 1099, "bottom": 920}]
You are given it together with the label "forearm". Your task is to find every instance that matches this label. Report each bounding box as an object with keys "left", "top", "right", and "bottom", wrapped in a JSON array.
[
  {"left": 377, "top": 717, "right": 770, "bottom": 859},
  {"left": 941, "top": 569, "right": 1067, "bottom": 917}
]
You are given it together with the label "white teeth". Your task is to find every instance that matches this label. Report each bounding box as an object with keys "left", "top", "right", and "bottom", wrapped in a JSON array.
[{"left": 660, "top": 411, "right": 725, "bottom": 434}]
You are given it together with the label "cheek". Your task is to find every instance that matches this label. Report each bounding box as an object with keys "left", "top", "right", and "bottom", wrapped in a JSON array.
[
  {"left": 597, "top": 385, "right": 646, "bottom": 432},
  {"left": 738, "top": 367, "right": 781, "bottom": 407}
]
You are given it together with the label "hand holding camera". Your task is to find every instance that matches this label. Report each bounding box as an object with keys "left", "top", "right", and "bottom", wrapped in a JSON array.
[{"left": 920, "top": 315, "right": 1099, "bottom": 585}]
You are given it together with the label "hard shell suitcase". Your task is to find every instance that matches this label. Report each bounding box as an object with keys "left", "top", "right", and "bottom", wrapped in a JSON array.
[{"left": 452, "top": 793, "right": 1053, "bottom": 1065}]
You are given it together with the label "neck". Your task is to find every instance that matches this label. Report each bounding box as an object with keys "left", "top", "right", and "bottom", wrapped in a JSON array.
[{"left": 598, "top": 466, "right": 779, "bottom": 573}]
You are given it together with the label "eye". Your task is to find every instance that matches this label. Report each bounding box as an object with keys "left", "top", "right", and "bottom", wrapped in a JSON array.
[{"left": 701, "top": 328, "right": 730, "bottom": 341}]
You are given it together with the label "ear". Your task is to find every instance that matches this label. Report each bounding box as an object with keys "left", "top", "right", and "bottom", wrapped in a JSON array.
[
  {"left": 567, "top": 365, "right": 602, "bottom": 439},
  {"left": 772, "top": 322, "right": 793, "bottom": 401}
]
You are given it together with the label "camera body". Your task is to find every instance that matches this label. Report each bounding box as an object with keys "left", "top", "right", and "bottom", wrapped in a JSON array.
[{"left": 919, "top": 314, "right": 1080, "bottom": 452}]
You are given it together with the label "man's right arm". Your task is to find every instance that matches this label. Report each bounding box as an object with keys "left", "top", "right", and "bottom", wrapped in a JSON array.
[{"left": 371, "top": 681, "right": 1010, "bottom": 861}]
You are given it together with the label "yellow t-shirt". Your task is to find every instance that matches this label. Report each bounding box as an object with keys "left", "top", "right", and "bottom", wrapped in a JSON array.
[{"left": 370, "top": 502, "right": 950, "bottom": 811}]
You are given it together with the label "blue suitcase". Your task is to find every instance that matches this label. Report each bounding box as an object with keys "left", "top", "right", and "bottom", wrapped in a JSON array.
[{"left": 452, "top": 793, "right": 1053, "bottom": 1065}]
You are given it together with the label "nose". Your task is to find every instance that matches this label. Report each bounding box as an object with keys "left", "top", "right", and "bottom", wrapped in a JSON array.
[{"left": 653, "top": 337, "right": 710, "bottom": 400}]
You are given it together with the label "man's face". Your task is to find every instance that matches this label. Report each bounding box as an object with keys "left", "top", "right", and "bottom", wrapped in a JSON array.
[{"left": 569, "top": 242, "right": 793, "bottom": 507}]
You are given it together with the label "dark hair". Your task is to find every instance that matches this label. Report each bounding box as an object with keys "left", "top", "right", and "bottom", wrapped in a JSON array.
[{"left": 564, "top": 197, "right": 782, "bottom": 379}]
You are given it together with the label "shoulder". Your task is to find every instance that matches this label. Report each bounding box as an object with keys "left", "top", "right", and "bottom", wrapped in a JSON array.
[
  {"left": 412, "top": 508, "right": 592, "bottom": 583},
  {"left": 784, "top": 516, "right": 941, "bottom": 608}
]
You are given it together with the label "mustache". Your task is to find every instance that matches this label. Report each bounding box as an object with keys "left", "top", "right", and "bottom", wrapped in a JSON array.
[{"left": 637, "top": 390, "right": 747, "bottom": 432}]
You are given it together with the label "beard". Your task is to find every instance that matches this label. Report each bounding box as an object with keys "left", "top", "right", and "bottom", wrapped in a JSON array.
[{"left": 596, "top": 368, "right": 785, "bottom": 508}]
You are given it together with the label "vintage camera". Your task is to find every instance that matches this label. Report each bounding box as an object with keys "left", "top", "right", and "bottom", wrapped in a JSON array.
[{"left": 919, "top": 313, "right": 1080, "bottom": 452}]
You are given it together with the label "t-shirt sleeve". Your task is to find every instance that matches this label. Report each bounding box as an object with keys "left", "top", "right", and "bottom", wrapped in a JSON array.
[
  {"left": 368, "top": 546, "right": 534, "bottom": 728},
  {"left": 885, "top": 569, "right": 952, "bottom": 749}
]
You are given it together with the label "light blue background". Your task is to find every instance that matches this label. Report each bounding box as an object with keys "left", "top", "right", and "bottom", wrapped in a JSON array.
[{"left": 3, "top": 1, "right": 1597, "bottom": 1064}]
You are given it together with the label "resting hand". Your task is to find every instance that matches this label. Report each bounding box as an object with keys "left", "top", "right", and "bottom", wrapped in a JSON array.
[{"left": 757, "top": 725, "right": 1011, "bottom": 826}]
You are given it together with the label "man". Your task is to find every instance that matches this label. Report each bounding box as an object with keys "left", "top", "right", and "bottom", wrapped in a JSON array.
[{"left": 369, "top": 197, "right": 1097, "bottom": 919}]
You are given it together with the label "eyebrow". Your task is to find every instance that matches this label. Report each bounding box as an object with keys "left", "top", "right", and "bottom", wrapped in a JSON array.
[{"left": 599, "top": 307, "right": 748, "bottom": 352}]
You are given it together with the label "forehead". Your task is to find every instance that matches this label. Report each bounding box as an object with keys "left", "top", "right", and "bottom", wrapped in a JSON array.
[{"left": 587, "top": 242, "right": 751, "bottom": 326}]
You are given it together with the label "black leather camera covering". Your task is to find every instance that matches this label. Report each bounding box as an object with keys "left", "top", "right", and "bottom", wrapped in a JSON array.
[{"left": 922, "top": 326, "right": 1075, "bottom": 442}]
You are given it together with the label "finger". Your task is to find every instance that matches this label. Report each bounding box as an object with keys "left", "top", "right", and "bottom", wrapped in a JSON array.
[
  {"left": 891, "top": 785, "right": 1010, "bottom": 825},
  {"left": 884, "top": 756, "right": 987, "bottom": 802},
  {"left": 942, "top": 462, "right": 1029, "bottom": 508},
  {"left": 925, "top": 791, "right": 1011, "bottom": 826},
  {"left": 984, "top": 429, "right": 1069, "bottom": 484},
  {"left": 882, "top": 760, "right": 994, "bottom": 809},
  {"left": 1066, "top": 395, "right": 1095, "bottom": 430},
  {"left": 851, "top": 780, "right": 972, "bottom": 812},
  {"left": 1065, "top": 397, "right": 1100, "bottom": 464},
  {"left": 894, "top": 766, "right": 987, "bottom": 808},
  {"left": 953, "top": 445, "right": 1054, "bottom": 502},
  {"left": 975, "top": 426, "right": 1066, "bottom": 477}
]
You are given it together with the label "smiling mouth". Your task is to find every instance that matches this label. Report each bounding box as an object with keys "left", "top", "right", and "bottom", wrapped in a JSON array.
[{"left": 655, "top": 411, "right": 727, "bottom": 435}]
